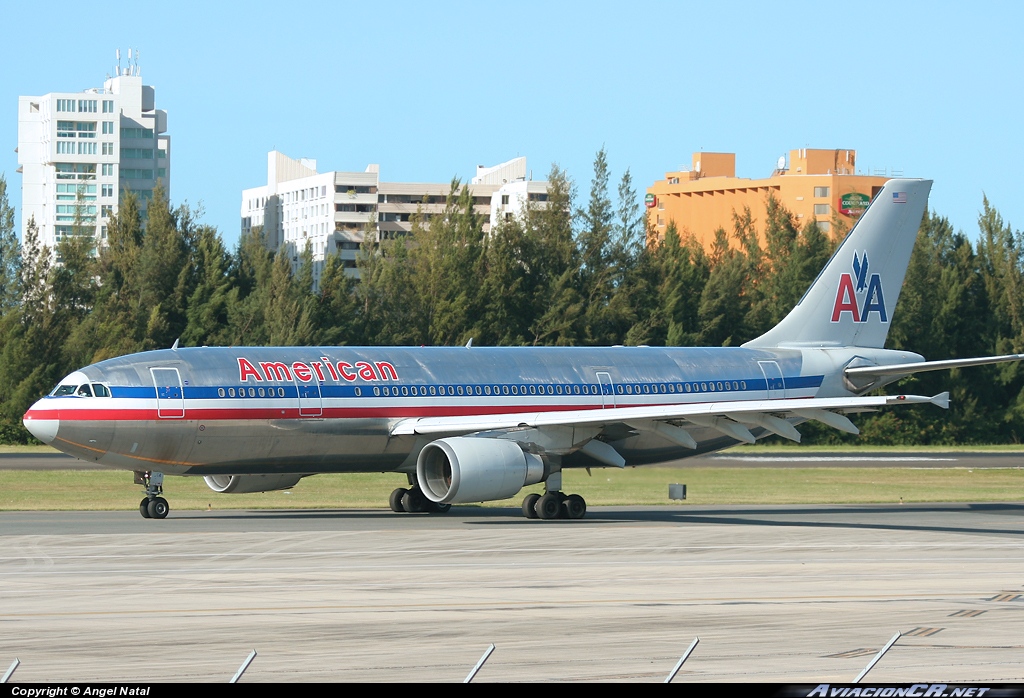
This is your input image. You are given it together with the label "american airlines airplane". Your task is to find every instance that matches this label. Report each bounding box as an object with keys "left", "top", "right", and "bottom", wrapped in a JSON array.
[{"left": 22, "top": 179, "right": 1023, "bottom": 520}]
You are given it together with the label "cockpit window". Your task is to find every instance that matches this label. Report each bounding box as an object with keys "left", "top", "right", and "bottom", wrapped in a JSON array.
[
  {"left": 92, "top": 384, "right": 110, "bottom": 397},
  {"left": 76, "top": 384, "right": 94, "bottom": 397},
  {"left": 53, "top": 385, "right": 77, "bottom": 396}
]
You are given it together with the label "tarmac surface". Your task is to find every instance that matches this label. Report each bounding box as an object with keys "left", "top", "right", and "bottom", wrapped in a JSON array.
[
  {"left": 2, "top": 449, "right": 1023, "bottom": 470},
  {"left": 1, "top": 502, "right": 1022, "bottom": 683}
]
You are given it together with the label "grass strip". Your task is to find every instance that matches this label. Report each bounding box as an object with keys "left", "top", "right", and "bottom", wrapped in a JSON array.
[{"left": 1, "top": 466, "right": 1022, "bottom": 511}]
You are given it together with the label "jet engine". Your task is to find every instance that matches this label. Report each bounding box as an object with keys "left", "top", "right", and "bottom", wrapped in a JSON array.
[
  {"left": 203, "top": 473, "right": 307, "bottom": 494},
  {"left": 417, "top": 437, "right": 544, "bottom": 504}
]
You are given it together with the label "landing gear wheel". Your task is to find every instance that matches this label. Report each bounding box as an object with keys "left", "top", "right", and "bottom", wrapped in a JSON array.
[
  {"left": 389, "top": 488, "right": 409, "bottom": 512},
  {"left": 564, "top": 494, "right": 587, "bottom": 520},
  {"left": 426, "top": 500, "right": 452, "bottom": 514},
  {"left": 522, "top": 493, "right": 541, "bottom": 519},
  {"left": 536, "top": 492, "right": 563, "bottom": 520},
  {"left": 139, "top": 498, "right": 152, "bottom": 519},
  {"left": 402, "top": 489, "right": 427, "bottom": 513},
  {"left": 147, "top": 497, "right": 169, "bottom": 519}
]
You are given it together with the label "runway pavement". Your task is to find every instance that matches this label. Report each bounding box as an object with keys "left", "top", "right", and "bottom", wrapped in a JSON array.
[
  {"left": 1, "top": 503, "right": 1022, "bottom": 683},
  {"left": 2, "top": 449, "right": 1023, "bottom": 470}
]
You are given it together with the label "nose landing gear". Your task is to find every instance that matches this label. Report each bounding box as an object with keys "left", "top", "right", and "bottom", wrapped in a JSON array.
[{"left": 135, "top": 471, "right": 170, "bottom": 519}]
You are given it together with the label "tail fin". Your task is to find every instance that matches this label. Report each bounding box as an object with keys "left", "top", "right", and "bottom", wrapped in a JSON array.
[{"left": 744, "top": 178, "right": 932, "bottom": 349}]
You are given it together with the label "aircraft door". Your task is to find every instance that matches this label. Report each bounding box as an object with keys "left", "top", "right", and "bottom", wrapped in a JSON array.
[
  {"left": 757, "top": 361, "right": 786, "bottom": 400},
  {"left": 596, "top": 372, "right": 616, "bottom": 408},
  {"left": 296, "top": 380, "right": 323, "bottom": 417},
  {"left": 151, "top": 367, "right": 185, "bottom": 419}
]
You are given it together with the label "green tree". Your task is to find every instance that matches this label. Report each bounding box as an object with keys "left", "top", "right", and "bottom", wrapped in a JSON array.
[{"left": 0, "top": 174, "right": 20, "bottom": 313}]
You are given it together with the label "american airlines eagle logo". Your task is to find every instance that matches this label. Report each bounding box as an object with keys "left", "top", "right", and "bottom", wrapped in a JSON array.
[{"left": 831, "top": 251, "right": 887, "bottom": 323}]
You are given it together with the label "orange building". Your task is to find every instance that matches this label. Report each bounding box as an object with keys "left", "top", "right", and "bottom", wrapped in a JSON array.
[{"left": 646, "top": 149, "right": 891, "bottom": 249}]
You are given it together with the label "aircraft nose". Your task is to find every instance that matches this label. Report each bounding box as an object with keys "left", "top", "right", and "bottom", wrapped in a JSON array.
[{"left": 23, "top": 400, "right": 59, "bottom": 444}]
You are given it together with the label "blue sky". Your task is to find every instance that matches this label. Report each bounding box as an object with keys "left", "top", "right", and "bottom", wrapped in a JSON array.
[{"left": 2, "top": 1, "right": 1021, "bottom": 248}]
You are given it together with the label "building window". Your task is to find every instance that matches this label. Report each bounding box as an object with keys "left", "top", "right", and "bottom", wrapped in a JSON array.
[
  {"left": 818, "top": 220, "right": 831, "bottom": 232},
  {"left": 814, "top": 186, "right": 830, "bottom": 198},
  {"left": 102, "top": 142, "right": 114, "bottom": 155},
  {"left": 813, "top": 204, "right": 830, "bottom": 216},
  {"left": 102, "top": 121, "right": 114, "bottom": 134},
  {"left": 102, "top": 184, "right": 113, "bottom": 197},
  {"left": 102, "top": 164, "right": 114, "bottom": 176},
  {"left": 56, "top": 99, "right": 75, "bottom": 112},
  {"left": 56, "top": 141, "right": 75, "bottom": 154},
  {"left": 121, "top": 127, "right": 154, "bottom": 139},
  {"left": 501, "top": 194, "right": 509, "bottom": 205},
  {"left": 121, "top": 148, "right": 154, "bottom": 159},
  {"left": 77, "top": 100, "right": 97, "bottom": 113},
  {"left": 101, "top": 205, "right": 113, "bottom": 218},
  {"left": 102, "top": 100, "right": 114, "bottom": 113},
  {"left": 77, "top": 142, "right": 97, "bottom": 155}
]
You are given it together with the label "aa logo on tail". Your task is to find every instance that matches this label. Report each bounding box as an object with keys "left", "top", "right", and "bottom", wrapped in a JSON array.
[{"left": 831, "top": 251, "right": 887, "bottom": 323}]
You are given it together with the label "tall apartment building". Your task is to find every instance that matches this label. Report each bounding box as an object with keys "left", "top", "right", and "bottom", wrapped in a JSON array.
[
  {"left": 646, "top": 149, "right": 890, "bottom": 249},
  {"left": 17, "top": 63, "right": 170, "bottom": 251},
  {"left": 241, "top": 152, "right": 548, "bottom": 287}
]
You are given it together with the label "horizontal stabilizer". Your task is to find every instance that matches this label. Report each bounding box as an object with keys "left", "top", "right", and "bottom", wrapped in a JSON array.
[
  {"left": 845, "top": 354, "right": 1024, "bottom": 379},
  {"left": 930, "top": 391, "right": 950, "bottom": 409}
]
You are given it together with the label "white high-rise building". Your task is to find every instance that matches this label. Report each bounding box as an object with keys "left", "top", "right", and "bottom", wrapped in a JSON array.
[
  {"left": 242, "top": 152, "right": 546, "bottom": 287},
  {"left": 17, "top": 62, "right": 170, "bottom": 251}
]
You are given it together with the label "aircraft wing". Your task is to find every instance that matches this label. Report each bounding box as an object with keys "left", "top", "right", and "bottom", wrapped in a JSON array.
[{"left": 390, "top": 392, "right": 949, "bottom": 445}]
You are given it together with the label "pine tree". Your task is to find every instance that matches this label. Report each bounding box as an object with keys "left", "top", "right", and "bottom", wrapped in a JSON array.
[{"left": 0, "top": 174, "right": 20, "bottom": 314}]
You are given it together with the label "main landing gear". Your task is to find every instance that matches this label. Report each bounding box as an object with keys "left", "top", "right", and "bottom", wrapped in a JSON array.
[
  {"left": 135, "top": 471, "right": 170, "bottom": 520},
  {"left": 521, "top": 491, "right": 587, "bottom": 520},
  {"left": 388, "top": 485, "right": 452, "bottom": 514}
]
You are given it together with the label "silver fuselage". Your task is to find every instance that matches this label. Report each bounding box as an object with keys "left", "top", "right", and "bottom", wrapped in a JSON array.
[{"left": 23, "top": 344, "right": 920, "bottom": 476}]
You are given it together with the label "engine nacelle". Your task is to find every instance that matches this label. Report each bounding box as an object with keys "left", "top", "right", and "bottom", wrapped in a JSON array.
[
  {"left": 203, "top": 473, "right": 306, "bottom": 494},
  {"left": 417, "top": 437, "right": 544, "bottom": 504}
]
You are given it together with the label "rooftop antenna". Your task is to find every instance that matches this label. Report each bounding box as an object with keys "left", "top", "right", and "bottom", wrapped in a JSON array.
[
  {"left": 134, "top": 48, "right": 140, "bottom": 76},
  {"left": 116, "top": 48, "right": 121, "bottom": 76}
]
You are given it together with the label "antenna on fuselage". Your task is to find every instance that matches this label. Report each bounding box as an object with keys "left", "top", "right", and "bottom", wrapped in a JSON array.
[
  {"left": 171, "top": 338, "right": 180, "bottom": 350},
  {"left": 465, "top": 338, "right": 473, "bottom": 348}
]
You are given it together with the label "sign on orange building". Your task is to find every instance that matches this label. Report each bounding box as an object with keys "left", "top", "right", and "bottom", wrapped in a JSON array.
[{"left": 646, "top": 149, "right": 891, "bottom": 250}]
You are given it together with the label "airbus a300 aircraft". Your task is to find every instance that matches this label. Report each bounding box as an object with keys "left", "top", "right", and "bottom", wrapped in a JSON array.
[{"left": 22, "top": 179, "right": 1024, "bottom": 520}]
